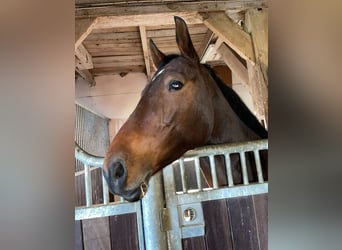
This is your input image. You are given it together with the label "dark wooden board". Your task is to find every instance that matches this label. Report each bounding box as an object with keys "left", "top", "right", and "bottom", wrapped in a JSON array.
[
  {"left": 182, "top": 236, "right": 207, "bottom": 250},
  {"left": 253, "top": 193, "right": 268, "bottom": 250},
  {"left": 227, "top": 196, "right": 259, "bottom": 250},
  {"left": 82, "top": 217, "right": 111, "bottom": 250},
  {"left": 202, "top": 199, "right": 234, "bottom": 250},
  {"left": 109, "top": 213, "right": 139, "bottom": 250},
  {"left": 75, "top": 220, "right": 84, "bottom": 250}
]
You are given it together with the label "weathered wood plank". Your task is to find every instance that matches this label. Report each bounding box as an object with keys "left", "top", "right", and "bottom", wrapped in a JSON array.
[
  {"left": 75, "top": 220, "right": 83, "bottom": 250},
  {"left": 91, "top": 66, "right": 145, "bottom": 75},
  {"left": 202, "top": 199, "right": 233, "bottom": 250},
  {"left": 139, "top": 26, "right": 152, "bottom": 79},
  {"left": 76, "top": 1, "right": 267, "bottom": 17},
  {"left": 93, "top": 61, "right": 145, "bottom": 68},
  {"left": 110, "top": 213, "right": 139, "bottom": 250},
  {"left": 202, "top": 12, "right": 255, "bottom": 64},
  {"left": 94, "top": 12, "right": 203, "bottom": 29},
  {"left": 75, "top": 173, "right": 86, "bottom": 206},
  {"left": 245, "top": 8, "right": 268, "bottom": 81},
  {"left": 216, "top": 42, "right": 249, "bottom": 87},
  {"left": 182, "top": 236, "right": 207, "bottom": 250},
  {"left": 75, "top": 17, "right": 98, "bottom": 49},
  {"left": 75, "top": 43, "right": 94, "bottom": 69},
  {"left": 227, "top": 196, "right": 259, "bottom": 250},
  {"left": 198, "top": 29, "right": 214, "bottom": 60},
  {"left": 76, "top": 67, "right": 96, "bottom": 86},
  {"left": 147, "top": 25, "right": 208, "bottom": 38},
  {"left": 82, "top": 217, "right": 111, "bottom": 250},
  {"left": 92, "top": 55, "right": 144, "bottom": 63},
  {"left": 247, "top": 60, "right": 268, "bottom": 125},
  {"left": 245, "top": 8, "right": 268, "bottom": 125},
  {"left": 253, "top": 193, "right": 268, "bottom": 250}
]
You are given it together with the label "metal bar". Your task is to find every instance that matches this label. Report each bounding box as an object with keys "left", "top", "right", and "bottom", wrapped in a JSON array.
[
  {"left": 179, "top": 158, "right": 187, "bottom": 192},
  {"left": 163, "top": 165, "right": 183, "bottom": 250},
  {"left": 176, "top": 183, "right": 268, "bottom": 205},
  {"left": 209, "top": 155, "right": 218, "bottom": 188},
  {"left": 253, "top": 150, "right": 264, "bottom": 183},
  {"left": 102, "top": 172, "right": 109, "bottom": 205},
  {"left": 194, "top": 157, "right": 202, "bottom": 190},
  {"left": 240, "top": 152, "right": 249, "bottom": 185},
  {"left": 135, "top": 200, "right": 146, "bottom": 250},
  {"left": 84, "top": 164, "right": 92, "bottom": 207},
  {"left": 142, "top": 172, "right": 168, "bottom": 250},
  {"left": 224, "top": 153, "right": 234, "bottom": 187},
  {"left": 75, "top": 202, "right": 137, "bottom": 220},
  {"left": 183, "top": 139, "right": 268, "bottom": 158},
  {"left": 75, "top": 142, "right": 104, "bottom": 168}
]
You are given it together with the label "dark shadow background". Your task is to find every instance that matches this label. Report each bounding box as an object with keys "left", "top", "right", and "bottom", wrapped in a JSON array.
[{"left": 0, "top": 1, "right": 341, "bottom": 249}]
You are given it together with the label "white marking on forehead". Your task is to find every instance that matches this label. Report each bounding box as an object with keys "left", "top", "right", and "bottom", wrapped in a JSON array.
[{"left": 151, "top": 68, "right": 165, "bottom": 82}]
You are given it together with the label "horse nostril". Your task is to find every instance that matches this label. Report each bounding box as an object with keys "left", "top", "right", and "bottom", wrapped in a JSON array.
[{"left": 109, "top": 160, "right": 126, "bottom": 182}]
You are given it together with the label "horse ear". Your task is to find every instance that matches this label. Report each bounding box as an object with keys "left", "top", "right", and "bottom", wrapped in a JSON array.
[
  {"left": 174, "top": 16, "right": 199, "bottom": 62},
  {"left": 149, "top": 39, "right": 165, "bottom": 69}
]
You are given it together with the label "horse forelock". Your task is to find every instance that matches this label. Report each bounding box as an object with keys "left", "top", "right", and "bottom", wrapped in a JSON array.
[{"left": 142, "top": 54, "right": 181, "bottom": 96}]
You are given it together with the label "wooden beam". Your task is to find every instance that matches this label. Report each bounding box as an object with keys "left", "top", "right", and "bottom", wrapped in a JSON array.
[
  {"left": 245, "top": 8, "right": 268, "bottom": 85},
  {"left": 245, "top": 8, "right": 268, "bottom": 125},
  {"left": 76, "top": 67, "right": 96, "bottom": 86},
  {"left": 75, "top": 17, "right": 98, "bottom": 49},
  {"left": 75, "top": 43, "right": 93, "bottom": 69},
  {"left": 198, "top": 29, "right": 214, "bottom": 61},
  {"left": 94, "top": 12, "right": 203, "bottom": 29},
  {"left": 201, "top": 12, "right": 255, "bottom": 64},
  {"left": 247, "top": 61, "right": 267, "bottom": 126},
  {"left": 216, "top": 42, "right": 249, "bottom": 87},
  {"left": 76, "top": 1, "right": 267, "bottom": 17},
  {"left": 139, "top": 26, "right": 152, "bottom": 79}
]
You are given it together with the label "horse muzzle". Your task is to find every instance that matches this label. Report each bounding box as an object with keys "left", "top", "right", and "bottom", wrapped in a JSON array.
[{"left": 103, "top": 157, "right": 150, "bottom": 202}]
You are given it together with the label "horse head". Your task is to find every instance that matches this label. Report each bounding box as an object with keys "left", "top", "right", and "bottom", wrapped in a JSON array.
[{"left": 103, "top": 17, "right": 225, "bottom": 201}]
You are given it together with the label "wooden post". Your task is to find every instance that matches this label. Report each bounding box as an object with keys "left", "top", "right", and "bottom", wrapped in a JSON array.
[
  {"left": 245, "top": 8, "right": 269, "bottom": 126},
  {"left": 139, "top": 26, "right": 152, "bottom": 80}
]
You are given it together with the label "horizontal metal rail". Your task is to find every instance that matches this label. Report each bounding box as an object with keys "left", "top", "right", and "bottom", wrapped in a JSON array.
[
  {"left": 183, "top": 139, "right": 268, "bottom": 158},
  {"left": 75, "top": 142, "right": 104, "bottom": 168}
]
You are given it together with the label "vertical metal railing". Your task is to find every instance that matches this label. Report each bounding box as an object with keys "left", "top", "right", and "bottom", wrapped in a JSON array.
[{"left": 170, "top": 139, "right": 268, "bottom": 194}]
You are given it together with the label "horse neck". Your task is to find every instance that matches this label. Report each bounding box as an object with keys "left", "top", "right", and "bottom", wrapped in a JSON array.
[{"left": 207, "top": 82, "right": 262, "bottom": 144}]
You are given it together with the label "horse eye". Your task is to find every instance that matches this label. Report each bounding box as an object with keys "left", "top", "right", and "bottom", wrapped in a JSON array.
[{"left": 168, "top": 80, "right": 184, "bottom": 91}]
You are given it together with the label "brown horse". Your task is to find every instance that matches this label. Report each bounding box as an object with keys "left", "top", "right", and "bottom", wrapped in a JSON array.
[{"left": 103, "top": 16, "right": 267, "bottom": 202}]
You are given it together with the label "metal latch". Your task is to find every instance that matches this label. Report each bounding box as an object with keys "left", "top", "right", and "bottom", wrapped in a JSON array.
[{"left": 160, "top": 203, "right": 205, "bottom": 238}]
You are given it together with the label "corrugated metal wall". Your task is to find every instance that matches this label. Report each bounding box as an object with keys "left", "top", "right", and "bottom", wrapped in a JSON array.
[{"left": 75, "top": 104, "right": 110, "bottom": 206}]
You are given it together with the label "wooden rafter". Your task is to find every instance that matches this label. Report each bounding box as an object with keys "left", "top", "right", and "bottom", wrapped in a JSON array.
[
  {"left": 139, "top": 26, "right": 151, "bottom": 79},
  {"left": 75, "top": 43, "right": 94, "bottom": 70},
  {"left": 75, "top": 17, "right": 98, "bottom": 49},
  {"left": 201, "top": 12, "right": 255, "bottom": 64},
  {"left": 75, "top": 1, "right": 267, "bottom": 17}
]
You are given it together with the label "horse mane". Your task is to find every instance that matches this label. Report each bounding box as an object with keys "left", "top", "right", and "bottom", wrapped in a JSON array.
[{"left": 204, "top": 64, "right": 268, "bottom": 139}]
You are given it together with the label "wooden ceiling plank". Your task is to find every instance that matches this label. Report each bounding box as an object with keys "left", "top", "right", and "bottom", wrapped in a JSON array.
[
  {"left": 201, "top": 12, "right": 255, "bottom": 64},
  {"left": 75, "top": 17, "right": 98, "bottom": 49},
  {"left": 94, "top": 12, "right": 203, "bottom": 29},
  {"left": 139, "top": 26, "right": 152, "bottom": 79}
]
